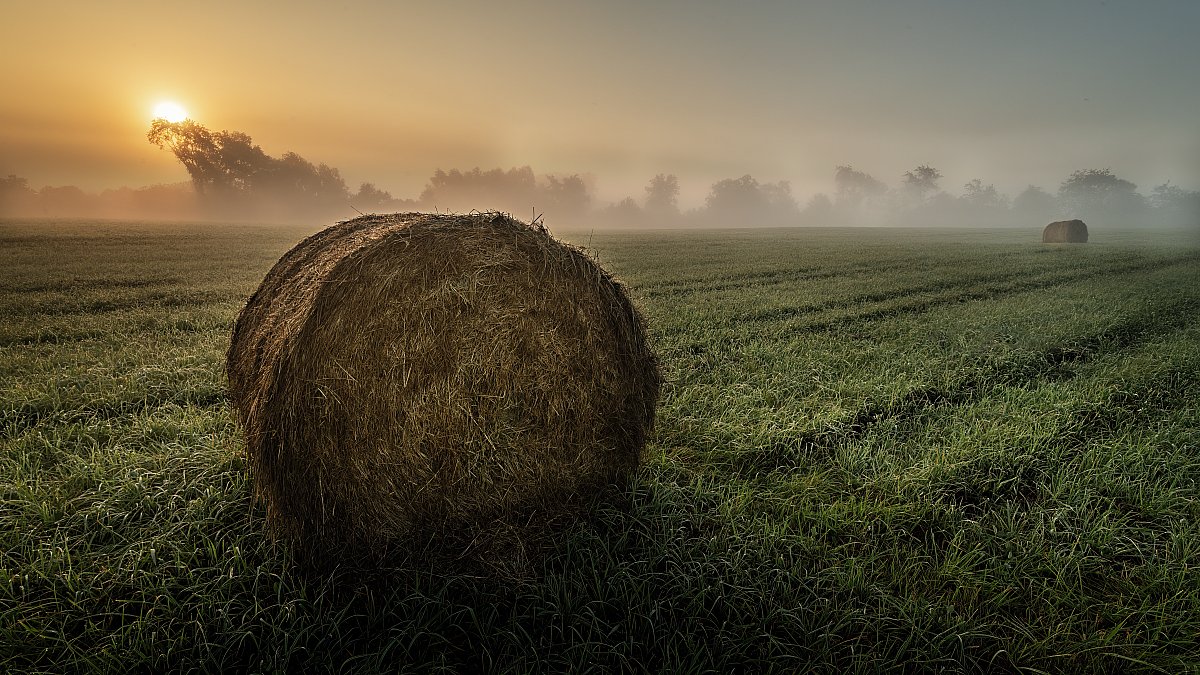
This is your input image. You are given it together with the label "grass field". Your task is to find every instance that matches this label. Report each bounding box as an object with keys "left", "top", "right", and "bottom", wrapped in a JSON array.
[{"left": 2, "top": 219, "right": 1199, "bottom": 673}]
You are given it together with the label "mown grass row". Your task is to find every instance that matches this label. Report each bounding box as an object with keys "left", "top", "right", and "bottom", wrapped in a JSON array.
[{"left": 2, "top": 221, "right": 1199, "bottom": 673}]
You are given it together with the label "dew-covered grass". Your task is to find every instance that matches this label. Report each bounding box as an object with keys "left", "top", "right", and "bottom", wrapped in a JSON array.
[{"left": 3, "top": 219, "right": 1199, "bottom": 673}]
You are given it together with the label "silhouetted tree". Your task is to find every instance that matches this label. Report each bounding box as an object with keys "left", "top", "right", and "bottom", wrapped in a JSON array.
[
  {"left": 702, "top": 174, "right": 798, "bottom": 225},
  {"left": 600, "top": 197, "right": 643, "bottom": 225},
  {"left": 801, "top": 193, "right": 834, "bottom": 225},
  {"left": 1059, "top": 168, "right": 1145, "bottom": 224},
  {"left": 961, "top": 179, "right": 1007, "bottom": 210},
  {"left": 834, "top": 165, "right": 886, "bottom": 208},
  {"left": 99, "top": 183, "right": 197, "bottom": 220},
  {"left": 256, "top": 151, "right": 350, "bottom": 209},
  {"left": 352, "top": 182, "right": 393, "bottom": 211},
  {"left": 38, "top": 185, "right": 95, "bottom": 216},
  {"left": 542, "top": 174, "right": 591, "bottom": 218},
  {"left": 147, "top": 119, "right": 351, "bottom": 218},
  {"left": 706, "top": 175, "right": 766, "bottom": 216},
  {"left": 644, "top": 173, "right": 680, "bottom": 217},
  {"left": 418, "top": 166, "right": 538, "bottom": 214},
  {"left": 0, "top": 174, "right": 38, "bottom": 215},
  {"left": 1150, "top": 182, "right": 1200, "bottom": 227},
  {"left": 1, "top": 175, "right": 201, "bottom": 220},
  {"left": 902, "top": 165, "right": 942, "bottom": 203},
  {"left": 415, "top": 166, "right": 593, "bottom": 222},
  {"left": 761, "top": 180, "right": 800, "bottom": 219},
  {"left": 148, "top": 120, "right": 265, "bottom": 196},
  {"left": 1012, "top": 185, "right": 1059, "bottom": 224}
]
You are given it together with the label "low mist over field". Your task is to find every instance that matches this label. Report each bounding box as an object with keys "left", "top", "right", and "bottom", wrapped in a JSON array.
[{"left": 2, "top": 1, "right": 1197, "bottom": 230}]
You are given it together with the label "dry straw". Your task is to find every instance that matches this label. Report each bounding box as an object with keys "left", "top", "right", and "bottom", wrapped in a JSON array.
[
  {"left": 227, "top": 212, "right": 660, "bottom": 558},
  {"left": 1042, "top": 219, "right": 1089, "bottom": 243}
]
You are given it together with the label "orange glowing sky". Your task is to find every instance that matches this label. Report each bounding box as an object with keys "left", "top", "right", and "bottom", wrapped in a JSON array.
[{"left": 2, "top": 0, "right": 1198, "bottom": 206}]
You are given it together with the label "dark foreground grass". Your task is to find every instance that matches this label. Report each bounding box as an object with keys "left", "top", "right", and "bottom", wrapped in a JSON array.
[{"left": 2, "top": 220, "right": 1199, "bottom": 673}]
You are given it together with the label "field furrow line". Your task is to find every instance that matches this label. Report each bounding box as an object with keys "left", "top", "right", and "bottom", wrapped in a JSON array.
[
  {"left": 637, "top": 246, "right": 1057, "bottom": 299},
  {"left": 0, "top": 276, "right": 184, "bottom": 294},
  {"left": 0, "top": 291, "right": 241, "bottom": 319},
  {"left": 729, "top": 294, "right": 1200, "bottom": 477},
  {"left": 769, "top": 252, "right": 1200, "bottom": 333},
  {"left": 1, "top": 391, "right": 230, "bottom": 440},
  {"left": 0, "top": 318, "right": 231, "bottom": 348},
  {"left": 641, "top": 260, "right": 916, "bottom": 298}
]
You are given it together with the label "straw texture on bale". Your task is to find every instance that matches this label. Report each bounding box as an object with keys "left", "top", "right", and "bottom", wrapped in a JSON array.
[
  {"left": 227, "top": 212, "right": 660, "bottom": 553},
  {"left": 1042, "top": 219, "right": 1089, "bottom": 243}
]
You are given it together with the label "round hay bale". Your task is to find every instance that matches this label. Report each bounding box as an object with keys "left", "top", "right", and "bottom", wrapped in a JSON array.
[
  {"left": 1042, "top": 219, "right": 1088, "bottom": 243},
  {"left": 227, "top": 212, "right": 660, "bottom": 555}
]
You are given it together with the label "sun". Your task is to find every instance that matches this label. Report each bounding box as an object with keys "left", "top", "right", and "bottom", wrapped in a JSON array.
[{"left": 152, "top": 101, "right": 189, "bottom": 123}]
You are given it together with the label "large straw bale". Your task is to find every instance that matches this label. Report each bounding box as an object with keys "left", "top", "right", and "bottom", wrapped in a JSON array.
[
  {"left": 227, "top": 212, "right": 660, "bottom": 554},
  {"left": 1042, "top": 219, "right": 1089, "bottom": 243}
]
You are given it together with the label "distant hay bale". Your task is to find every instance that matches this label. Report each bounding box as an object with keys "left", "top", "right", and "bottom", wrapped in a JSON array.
[
  {"left": 1042, "top": 219, "right": 1089, "bottom": 243},
  {"left": 227, "top": 212, "right": 660, "bottom": 556}
]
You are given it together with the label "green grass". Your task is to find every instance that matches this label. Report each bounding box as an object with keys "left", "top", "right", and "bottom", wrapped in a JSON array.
[{"left": 3, "top": 220, "right": 1199, "bottom": 673}]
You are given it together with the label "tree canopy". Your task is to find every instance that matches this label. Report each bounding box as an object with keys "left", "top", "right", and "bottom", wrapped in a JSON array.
[
  {"left": 148, "top": 119, "right": 350, "bottom": 219},
  {"left": 902, "top": 165, "right": 943, "bottom": 202},
  {"left": 1058, "top": 168, "right": 1144, "bottom": 224},
  {"left": 415, "top": 166, "right": 591, "bottom": 221},
  {"left": 702, "top": 174, "right": 798, "bottom": 225},
  {"left": 834, "top": 165, "right": 886, "bottom": 208},
  {"left": 644, "top": 174, "right": 680, "bottom": 216}
]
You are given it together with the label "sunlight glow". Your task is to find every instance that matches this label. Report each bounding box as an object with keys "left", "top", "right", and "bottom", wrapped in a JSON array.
[{"left": 152, "top": 101, "right": 188, "bottom": 123}]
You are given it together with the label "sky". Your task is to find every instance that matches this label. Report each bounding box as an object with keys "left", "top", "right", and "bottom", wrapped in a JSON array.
[{"left": 2, "top": 0, "right": 1198, "bottom": 207}]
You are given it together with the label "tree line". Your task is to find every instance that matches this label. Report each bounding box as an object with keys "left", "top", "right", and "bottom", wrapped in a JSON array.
[
  {"left": 1, "top": 119, "right": 1196, "bottom": 229},
  {"left": 796, "top": 164, "right": 1198, "bottom": 230}
]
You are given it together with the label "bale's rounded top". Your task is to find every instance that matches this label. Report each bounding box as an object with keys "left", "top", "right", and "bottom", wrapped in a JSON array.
[{"left": 1042, "top": 218, "right": 1089, "bottom": 243}]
